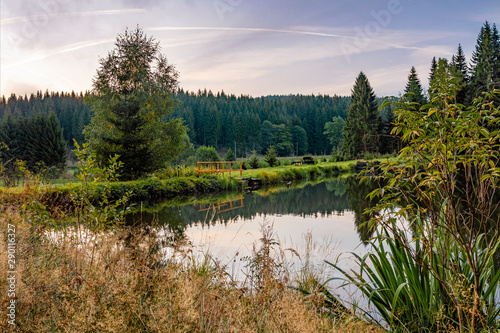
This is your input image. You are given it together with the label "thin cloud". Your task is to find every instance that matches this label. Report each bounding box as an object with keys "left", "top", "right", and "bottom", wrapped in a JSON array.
[
  {"left": 1, "top": 9, "right": 146, "bottom": 25},
  {"left": 4, "top": 39, "right": 114, "bottom": 69},
  {"left": 146, "top": 26, "right": 359, "bottom": 40},
  {"left": 147, "top": 26, "right": 450, "bottom": 55}
]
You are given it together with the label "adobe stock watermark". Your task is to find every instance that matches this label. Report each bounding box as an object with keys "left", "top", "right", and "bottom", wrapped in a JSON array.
[
  {"left": 213, "top": 0, "right": 242, "bottom": 21},
  {"left": 6, "top": 222, "right": 17, "bottom": 326},
  {"left": 7, "top": 0, "right": 71, "bottom": 47},
  {"left": 340, "top": 0, "right": 412, "bottom": 63}
]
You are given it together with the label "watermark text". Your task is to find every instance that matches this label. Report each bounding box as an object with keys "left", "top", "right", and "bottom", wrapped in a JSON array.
[{"left": 6, "top": 223, "right": 17, "bottom": 326}]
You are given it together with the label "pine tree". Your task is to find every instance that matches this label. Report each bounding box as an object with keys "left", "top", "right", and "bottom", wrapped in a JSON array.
[
  {"left": 404, "top": 66, "right": 427, "bottom": 109},
  {"left": 247, "top": 150, "right": 260, "bottom": 169},
  {"left": 469, "top": 21, "right": 500, "bottom": 99},
  {"left": 429, "top": 57, "right": 438, "bottom": 86},
  {"left": 44, "top": 111, "right": 67, "bottom": 169},
  {"left": 451, "top": 44, "right": 469, "bottom": 104},
  {"left": 492, "top": 24, "right": 500, "bottom": 84},
  {"left": 340, "top": 72, "right": 379, "bottom": 159},
  {"left": 225, "top": 148, "right": 236, "bottom": 161},
  {"left": 265, "top": 145, "right": 278, "bottom": 167},
  {"left": 26, "top": 112, "right": 66, "bottom": 171}
]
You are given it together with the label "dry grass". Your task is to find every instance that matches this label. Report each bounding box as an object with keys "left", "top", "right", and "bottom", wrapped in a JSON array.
[{"left": 0, "top": 201, "right": 382, "bottom": 332}]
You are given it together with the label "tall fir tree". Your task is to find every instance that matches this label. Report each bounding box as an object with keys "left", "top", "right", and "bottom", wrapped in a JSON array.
[
  {"left": 340, "top": 72, "right": 379, "bottom": 159},
  {"left": 469, "top": 21, "right": 500, "bottom": 100},
  {"left": 26, "top": 112, "right": 66, "bottom": 171},
  {"left": 404, "top": 66, "right": 427, "bottom": 109},
  {"left": 429, "top": 57, "right": 438, "bottom": 86},
  {"left": 451, "top": 44, "right": 469, "bottom": 104}
]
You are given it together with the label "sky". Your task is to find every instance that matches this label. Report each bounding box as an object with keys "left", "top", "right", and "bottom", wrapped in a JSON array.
[{"left": 1, "top": 0, "right": 499, "bottom": 98}]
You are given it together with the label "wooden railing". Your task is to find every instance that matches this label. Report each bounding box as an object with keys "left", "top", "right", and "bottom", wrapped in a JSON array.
[
  {"left": 198, "top": 196, "right": 245, "bottom": 213},
  {"left": 197, "top": 161, "right": 243, "bottom": 177}
]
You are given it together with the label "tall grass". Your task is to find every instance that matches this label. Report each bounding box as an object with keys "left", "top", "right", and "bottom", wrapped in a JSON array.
[
  {"left": 0, "top": 202, "right": 382, "bottom": 332},
  {"left": 245, "top": 162, "right": 353, "bottom": 186}
]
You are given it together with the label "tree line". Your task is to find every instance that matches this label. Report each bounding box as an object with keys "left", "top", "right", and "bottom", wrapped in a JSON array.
[
  {"left": 0, "top": 21, "right": 497, "bottom": 179},
  {"left": 0, "top": 111, "right": 66, "bottom": 183},
  {"left": 339, "top": 21, "right": 500, "bottom": 159}
]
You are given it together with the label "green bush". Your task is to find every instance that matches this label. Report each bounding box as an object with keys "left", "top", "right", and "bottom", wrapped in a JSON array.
[
  {"left": 247, "top": 154, "right": 260, "bottom": 169},
  {"left": 196, "top": 146, "right": 221, "bottom": 162}
]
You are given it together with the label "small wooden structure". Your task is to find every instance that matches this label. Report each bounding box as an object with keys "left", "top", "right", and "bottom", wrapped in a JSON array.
[
  {"left": 197, "top": 161, "right": 243, "bottom": 177},
  {"left": 198, "top": 196, "right": 245, "bottom": 213}
]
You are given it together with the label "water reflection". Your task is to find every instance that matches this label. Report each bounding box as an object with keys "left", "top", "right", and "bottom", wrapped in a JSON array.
[
  {"left": 125, "top": 175, "right": 379, "bottom": 244},
  {"left": 198, "top": 196, "right": 245, "bottom": 213}
]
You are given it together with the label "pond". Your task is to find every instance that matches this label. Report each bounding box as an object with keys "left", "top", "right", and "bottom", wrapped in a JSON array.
[{"left": 125, "top": 175, "right": 379, "bottom": 282}]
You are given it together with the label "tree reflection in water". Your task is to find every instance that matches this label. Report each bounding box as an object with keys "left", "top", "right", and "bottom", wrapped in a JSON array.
[{"left": 124, "top": 176, "right": 380, "bottom": 244}]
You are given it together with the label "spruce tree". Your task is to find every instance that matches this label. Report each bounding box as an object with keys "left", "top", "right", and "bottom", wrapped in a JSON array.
[
  {"left": 404, "top": 66, "right": 427, "bottom": 109},
  {"left": 26, "top": 112, "right": 66, "bottom": 171},
  {"left": 340, "top": 72, "right": 379, "bottom": 160},
  {"left": 45, "top": 111, "right": 67, "bottom": 169},
  {"left": 0, "top": 113, "right": 19, "bottom": 163},
  {"left": 451, "top": 44, "right": 469, "bottom": 104},
  {"left": 265, "top": 146, "right": 278, "bottom": 167},
  {"left": 469, "top": 21, "right": 500, "bottom": 99},
  {"left": 429, "top": 57, "right": 438, "bottom": 86},
  {"left": 225, "top": 148, "right": 236, "bottom": 161}
]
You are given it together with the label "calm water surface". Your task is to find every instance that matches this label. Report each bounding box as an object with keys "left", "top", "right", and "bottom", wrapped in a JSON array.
[{"left": 128, "top": 176, "right": 378, "bottom": 280}]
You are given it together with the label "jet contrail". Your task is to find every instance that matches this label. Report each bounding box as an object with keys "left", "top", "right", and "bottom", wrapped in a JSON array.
[
  {"left": 146, "top": 26, "right": 359, "bottom": 40},
  {"left": 4, "top": 39, "right": 114, "bottom": 70},
  {"left": 1, "top": 9, "right": 146, "bottom": 25}
]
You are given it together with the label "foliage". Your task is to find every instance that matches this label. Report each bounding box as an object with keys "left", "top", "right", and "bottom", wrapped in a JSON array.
[
  {"left": 71, "top": 141, "right": 131, "bottom": 228},
  {"left": 340, "top": 72, "right": 380, "bottom": 159},
  {"left": 196, "top": 145, "right": 221, "bottom": 162},
  {"left": 84, "top": 26, "right": 186, "bottom": 180},
  {"left": 323, "top": 116, "right": 346, "bottom": 148},
  {"left": 469, "top": 21, "right": 500, "bottom": 98},
  {"left": 224, "top": 147, "right": 236, "bottom": 161},
  {"left": 265, "top": 145, "right": 279, "bottom": 167},
  {"left": 331, "top": 72, "right": 500, "bottom": 331},
  {"left": 170, "top": 132, "right": 196, "bottom": 167},
  {"left": 247, "top": 150, "right": 260, "bottom": 169},
  {"left": 404, "top": 66, "right": 427, "bottom": 108},
  {"left": 291, "top": 125, "right": 308, "bottom": 156},
  {"left": 451, "top": 44, "right": 470, "bottom": 104},
  {"left": 329, "top": 147, "right": 344, "bottom": 162},
  {"left": 151, "top": 165, "right": 198, "bottom": 179},
  {"left": 0, "top": 111, "right": 66, "bottom": 180}
]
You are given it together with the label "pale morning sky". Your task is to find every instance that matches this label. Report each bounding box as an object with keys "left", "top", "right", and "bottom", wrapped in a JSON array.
[{"left": 1, "top": 0, "right": 499, "bottom": 98}]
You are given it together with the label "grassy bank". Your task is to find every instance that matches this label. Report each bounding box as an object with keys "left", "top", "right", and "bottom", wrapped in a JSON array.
[
  {"left": 0, "top": 204, "right": 380, "bottom": 332},
  {"left": 0, "top": 160, "right": 356, "bottom": 207},
  {"left": 242, "top": 161, "right": 355, "bottom": 186}
]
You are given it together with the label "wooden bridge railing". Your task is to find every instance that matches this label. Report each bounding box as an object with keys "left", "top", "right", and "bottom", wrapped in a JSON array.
[
  {"left": 197, "top": 161, "right": 243, "bottom": 177},
  {"left": 198, "top": 196, "right": 245, "bottom": 213}
]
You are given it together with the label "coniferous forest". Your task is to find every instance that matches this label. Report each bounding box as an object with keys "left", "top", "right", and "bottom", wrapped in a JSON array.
[{"left": 0, "top": 21, "right": 498, "bottom": 173}]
